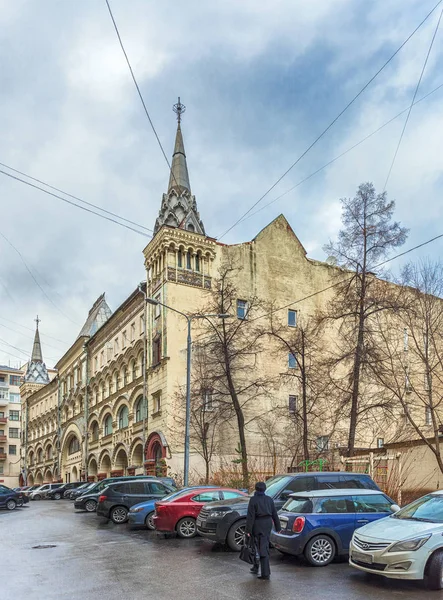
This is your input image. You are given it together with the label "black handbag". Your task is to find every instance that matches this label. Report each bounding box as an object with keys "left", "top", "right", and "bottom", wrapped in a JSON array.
[{"left": 239, "top": 539, "right": 255, "bottom": 565}]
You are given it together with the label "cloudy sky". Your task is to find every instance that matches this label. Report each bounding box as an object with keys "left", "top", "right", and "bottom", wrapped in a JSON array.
[{"left": 0, "top": 0, "right": 442, "bottom": 368}]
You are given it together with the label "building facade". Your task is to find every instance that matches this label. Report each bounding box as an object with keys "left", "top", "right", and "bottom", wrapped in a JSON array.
[
  {"left": 0, "top": 365, "right": 23, "bottom": 487},
  {"left": 20, "top": 102, "right": 438, "bottom": 486}
]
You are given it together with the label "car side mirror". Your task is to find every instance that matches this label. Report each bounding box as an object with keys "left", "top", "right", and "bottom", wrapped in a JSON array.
[{"left": 391, "top": 504, "right": 401, "bottom": 513}]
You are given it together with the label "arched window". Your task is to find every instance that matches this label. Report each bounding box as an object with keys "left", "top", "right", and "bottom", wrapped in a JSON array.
[
  {"left": 123, "top": 368, "right": 128, "bottom": 387},
  {"left": 68, "top": 437, "right": 80, "bottom": 455},
  {"left": 91, "top": 422, "right": 99, "bottom": 441},
  {"left": 195, "top": 253, "right": 200, "bottom": 272},
  {"left": 186, "top": 251, "right": 192, "bottom": 270},
  {"left": 37, "top": 448, "right": 43, "bottom": 463},
  {"left": 118, "top": 405, "right": 129, "bottom": 429},
  {"left": 131, "top": 360, "right": 137, "bottom": 381},
  {"left": 104, "top": 414, "right": 113, "bottom": 436},
  {"left": 46, "top": 445, "right": 53, "bottom": 460},
  {"left": 135, "top": 396, "right": 148, "bottom": 423},
  {"left": 114, "top": 372, "right": 119, "bottom": 392}
]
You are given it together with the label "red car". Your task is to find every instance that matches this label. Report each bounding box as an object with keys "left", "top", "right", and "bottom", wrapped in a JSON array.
[{"left": 153, "top": 487, "right": 247, "bottom": 538}]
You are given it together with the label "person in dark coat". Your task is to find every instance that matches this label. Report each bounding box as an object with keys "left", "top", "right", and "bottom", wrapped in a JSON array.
[{"left": 245, "top": 481, "right": 281, "bottom": 580}]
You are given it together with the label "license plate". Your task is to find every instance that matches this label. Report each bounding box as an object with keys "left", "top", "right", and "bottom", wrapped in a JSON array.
[{"left": 352, "top": 550, "right": 373, "bottom": 564}]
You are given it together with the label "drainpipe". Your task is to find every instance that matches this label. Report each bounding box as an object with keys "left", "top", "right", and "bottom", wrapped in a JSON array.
[
  {"left": 57, "top": 375, "right": 61, "bottom": 482},
  {"left": 23, "top": 396, "right": 28, "bottom": 485},
  {"left": 138, "top": 282, "right": 148, "bottom": 474},
  {"left": 83, "top": 343, "right": 89, "bottom": 481}
]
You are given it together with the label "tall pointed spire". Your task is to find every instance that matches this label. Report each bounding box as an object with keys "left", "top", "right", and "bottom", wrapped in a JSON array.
[
  {"left": 31, "top": 316, "right": 43, "bottom": 362},
  {"left": 168, "top": 121, "right": 191, "bottom": 194},
  {"left": 24, "top": 317, "right": 50, "bottom": 384},
  {"left": 154, "top": 98, "right": 205, "bottom": 236}
]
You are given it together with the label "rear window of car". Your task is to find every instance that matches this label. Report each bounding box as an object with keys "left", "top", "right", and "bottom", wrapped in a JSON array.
[
  {"left": 282, "top": 497, "right": 313, "bottom": 514},
  {"left": 315, "top": 497, "right": 355, "bottom": 513},
  {"left": 353, "top": 494, "right": 393, "bottom": 513}
]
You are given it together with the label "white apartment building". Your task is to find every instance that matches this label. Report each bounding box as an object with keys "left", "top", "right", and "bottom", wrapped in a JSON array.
[{"left": 0, "top": 365, "right": 23, "bottom": 488}]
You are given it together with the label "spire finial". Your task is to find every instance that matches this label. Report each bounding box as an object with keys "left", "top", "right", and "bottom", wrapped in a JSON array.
[
  {"left": 35, "top": 315, "right": 40, "bottom": 330},
  {"left": 173, "top": 97, "right": 186, "bottom": 123}
]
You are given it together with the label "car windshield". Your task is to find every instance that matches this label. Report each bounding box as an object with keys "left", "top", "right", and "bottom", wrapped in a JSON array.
[
  {"left": 264, "top": 475, "right": 291, "bottom": 497},
  {"left": 282, "top": 496, "right": 313, "bottom": 514},
  {"left": 393, "top": 495, "right": 443, "bottom": 522}
]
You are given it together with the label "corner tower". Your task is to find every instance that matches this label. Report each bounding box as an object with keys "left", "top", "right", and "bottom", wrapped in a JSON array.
[{"left": 154, "top": 98, "right": 205, "bottom": 236}]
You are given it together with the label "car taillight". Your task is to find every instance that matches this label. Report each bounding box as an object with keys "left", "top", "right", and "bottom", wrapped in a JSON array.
[
  {"left": 98, "top": 495, "right": 107, "bottom": 503},
  {"left": 292, "top": 516, "right": 305, "bottom": 533}
]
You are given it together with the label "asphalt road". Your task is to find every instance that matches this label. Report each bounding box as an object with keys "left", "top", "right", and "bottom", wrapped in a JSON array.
[{"left": 1, "top": 501, "right": 440, "bottom": 600}]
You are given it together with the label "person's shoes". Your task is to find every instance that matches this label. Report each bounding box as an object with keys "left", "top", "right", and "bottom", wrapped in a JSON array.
[
  {"left": 250, "top": 567, "right": 259, "bottom": 574},
  {"left": 257, "top": 576, "right": 270, "bottom": 580}
]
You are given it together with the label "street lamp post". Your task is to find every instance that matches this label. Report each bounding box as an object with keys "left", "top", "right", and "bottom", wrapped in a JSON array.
[{"left": 146, "top": 296, "right": 228, "bottom": 486}]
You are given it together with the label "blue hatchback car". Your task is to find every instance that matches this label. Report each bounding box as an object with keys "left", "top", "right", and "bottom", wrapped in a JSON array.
[
  {"left": 270, "top": 489, "right": 398, "bottom": 567},
  {"left": 128, "top": 486, "right": 218, "bottom": 529}
]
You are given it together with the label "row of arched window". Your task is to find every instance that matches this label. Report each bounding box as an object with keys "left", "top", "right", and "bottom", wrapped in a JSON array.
[{"left": 90, "top": 397, "right": 147, "bottom": 440}]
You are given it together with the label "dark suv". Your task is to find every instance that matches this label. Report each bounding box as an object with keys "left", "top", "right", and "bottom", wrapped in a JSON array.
[
  {"left": 197, "top": 472, "right": 381, "bottom": 551},
  {"left": 48, "top": 481, "right": 87, "bottom": 500},
  {"left": 97, "top": 478, "right": 175, "bottom": 523}
]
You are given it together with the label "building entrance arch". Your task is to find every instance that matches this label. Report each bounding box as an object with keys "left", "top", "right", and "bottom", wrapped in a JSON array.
[{"left": 145, "top": 432, "right": 167, "bottom": 476}]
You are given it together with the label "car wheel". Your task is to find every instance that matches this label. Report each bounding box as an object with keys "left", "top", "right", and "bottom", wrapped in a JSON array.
[
  {"left": 176, "top": 517, "right": 197, "bottom": 538},
  {"left": 227, "top": 519, "right": 246, "bottom": 551},
  {"left": 145, "top": 511, "right": 155, "bottom": 530},
  {"left": 426, "top": 550, "right": 443, "bottom": 590},
  {"left": 85, "top": 500, "right": 97, "bottom": 513},
  {"left": 110, "top": 506, "right": 128, "bottom": 524},
  {"left": 33, "top": 494, "right": 41, "bottom": 501},
  {"left": 17, "top": 497, "right": 24, "bottom": 507},
  {"left": 54, "top": 492, "right": 62, "bottom": 500},
  {"left": 304, "top": 535, "right": 335, "bottom": 567},
  {"left": 6, "top": 499, "right": 17, "bottom": 511}
]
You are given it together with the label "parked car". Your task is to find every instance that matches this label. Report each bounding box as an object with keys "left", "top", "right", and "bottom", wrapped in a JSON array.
[
  {"left": 13, "top": 486, "right": 30, "bottom": 492},
  {"left": 154, "top": 487, "right": 248, "bottom": 538},
  {"left": 197, "top": 471, "right": 382, "bottom": 551},
  {"left": 22, "top": 485, "right": 41, "bottom": 497},
  {"left": 74, "top": 475, "right": 161, "bottom": 512},
  {"left": 29, "top": 483, "right": 64, "bottom": 500},
  {"left": 47, "top": 481, "right": 87, "bottom": 500},
  {"left": 68, "top": 482, "right": 95, "bottom": 500},
  {"left": 349, "top": 491, "right": 443, "bottom": 590},
  {"left": 135, "top": 474, "right": 177, "bottom": 489},
  {"left": 0, "top": 484, "right": 26, "bottom": 511},
  {"left": 270, "top": 489, "right": 397, "bottom": 566},
  {"left": 128, "top": 486, "right": 218, "bottom": 530},
  {"left": 97, "top": 478, "right": 175, "bottom": 524}
]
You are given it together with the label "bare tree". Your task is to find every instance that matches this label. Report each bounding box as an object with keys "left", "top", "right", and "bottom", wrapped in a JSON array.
[
  {"left": 322, "top": 182, "right": 408, "bottom": 456},
  {"left": 373, "top": 260, "right": 443, "bottom": 473},
  {"left": 262, "top": 309, "right": 336, "bottom": 461},
  {"left": 195, "top": 261, "right": 271, "bottom": 488}
]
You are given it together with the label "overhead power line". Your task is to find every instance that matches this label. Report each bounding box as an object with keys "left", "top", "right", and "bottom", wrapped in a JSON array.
[
  {"left": 0, "top": 168, "right": 152, "bottom": 239},
  {"left": 0, "top": 230, "right": 79, "bottom": 326},
  {"left": 240, "top": 81, "right": 443, "bottom": 224},
  {"left": 383, "top": 6, "right": 443, "bottom": 190},
  {"left": 0, "top": 161, "right": 153, "bottom": 234},
  {"left": 250, "top": 232, "right": 443, "bottom": 324},
  {"left": 0, "top": 322, "right": 66, "bottom": 353},
  {"left": 217, "top": 0, "right": 443, "bottom": 241},
  {"left": 104, "top": 0, "right": 181, "bottom": 192},
  {"left": 0, "top": 316, "right": 69, "bottom": 345}
]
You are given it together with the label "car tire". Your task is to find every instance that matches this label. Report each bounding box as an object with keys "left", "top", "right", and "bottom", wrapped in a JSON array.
[
  {"left": 426, "top": 550, "right": 443, "bottom": 590},
  {"left": 227, "top": 519, "right": 246, "bottom": 551},
  {"left": 6, "top": 499, "right": 17, "bottom": 511},
  {"left": 176, "top": 517, "right": 197, "bottom": 538},
  {"left": 145, "top": 511, "right": 155, "bottom": 530},
  {"left": 110, "top": 506, "right": 128, "bottom": 524},
  {"left": 54, "top": 492, "right": 62, "bottom": 500},
  {"left": 33, "top": 494, "right": 41, "bottom": 501},
  {"left": 85, "top": 500, "right": 97, "bottom": 513},
  {"left": 304, "top": 535, "right": 335, "bottom": 567}
]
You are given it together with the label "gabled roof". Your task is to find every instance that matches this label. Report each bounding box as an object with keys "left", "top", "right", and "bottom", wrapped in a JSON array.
[{"left": 77, "top": 293, "right": 112, "bottom": 339}]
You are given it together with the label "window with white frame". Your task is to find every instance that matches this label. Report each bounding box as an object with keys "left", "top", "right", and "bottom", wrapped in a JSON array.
[
  {"left": 316, "top": 435, "right": 329, "bottom": 452},
  {"left": 377, "top": 437, "right": 384, "bottom": 448},
  {"left": 425, "top": 406, "right": 432, "bottom": 426},
  {"left": 288, "top": 353, "right": 297, "bottom": 369},
  {"left": 288, "top": 310, "right": 297, "bottom": 327},
  {"left": 152, "top": 391, "right": 162, "bottom": 415},
  {"left": 203, "top": 390, "right": 215, "bottom": 411},
  {"left": 237, "top": 300, "right": 248, "bottom": 320}
]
